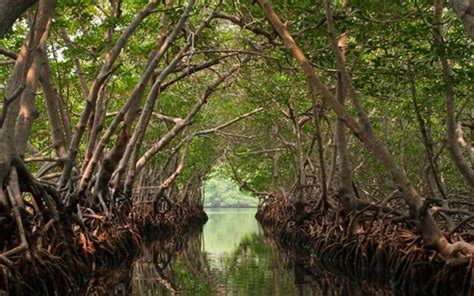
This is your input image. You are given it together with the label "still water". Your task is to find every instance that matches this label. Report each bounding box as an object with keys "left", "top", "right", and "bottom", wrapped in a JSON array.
[{"left": 86, "top": 208, "right": 392, "bottom": 295}]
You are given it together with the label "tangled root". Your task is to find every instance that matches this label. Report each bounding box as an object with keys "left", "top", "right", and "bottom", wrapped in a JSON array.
[{"left": 257, "top": 197, "right": 473, "bottom": 294}]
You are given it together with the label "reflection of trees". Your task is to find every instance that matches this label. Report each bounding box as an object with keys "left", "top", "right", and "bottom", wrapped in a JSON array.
[
  {"left": 219, "top": 233, "right": 299, "bottom": 295},
  {"left": 83, "top": 256, "right": 136, "bottom": 295},
  {"left": 133, "top": 240, "right": 178, "bottom": 295},
  {"left": 85, "top": 224, "right": 401, "bottom": 295},
  {"left": 222, "top": 233, "right": 393, "bottom": 295},
  {"left": 132, "top": 228, "right": 214, "bottom": 295},
  {"left": 265, "top": 235, "right": 397, "bottom": 296}
]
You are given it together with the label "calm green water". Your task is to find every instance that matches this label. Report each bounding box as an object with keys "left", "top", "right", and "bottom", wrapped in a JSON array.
[{"left": 85, "top": 208, "right": 392, "bottom": 295}]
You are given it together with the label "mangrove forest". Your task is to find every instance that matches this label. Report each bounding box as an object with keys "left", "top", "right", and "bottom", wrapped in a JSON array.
[{"left": 0, "top": 0, "right": 473, "bottom": 294}]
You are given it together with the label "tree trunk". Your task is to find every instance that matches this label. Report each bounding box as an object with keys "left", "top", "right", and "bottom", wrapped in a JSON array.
[
  {"left": 334, "top": 0, "right": 354, "bottom": 212},
  {"left": 15, "top": 8, "right": 53, "bottom": 156},
  {"left": 38, "top": 49, "right": 68, "bottom": 157},
  {"left": 288, "top": 103, "right": 306, "bottom": 202},
  {"left": 79, "top": 0, "right": 195, "bottom": 196},
  {"left": 58, "top": 0, "right": 159, "bottom": 189},
  {"left": 0, "top": 0, "right": 54, "bottom": 199}
]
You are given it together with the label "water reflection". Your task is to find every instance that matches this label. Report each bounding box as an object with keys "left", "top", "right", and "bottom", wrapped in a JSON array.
[
  {"left": 203, "top": 208, "right": 261, "bottom": 268},
  {"left": 85, "top": 208, "right": 394, "bottom": 295}
]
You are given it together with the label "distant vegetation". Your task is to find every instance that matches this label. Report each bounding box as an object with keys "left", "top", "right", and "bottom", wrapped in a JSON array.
[{"left": 204, "top": 176, "right": 257, "bottom": 208}]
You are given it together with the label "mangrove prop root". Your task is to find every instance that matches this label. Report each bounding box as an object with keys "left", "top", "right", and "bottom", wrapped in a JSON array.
[
  {"left": 0, "top": 182, "right": 145, "bottom": 295},
  {"left": 257, "top": 197, "right": 473, "bottom": 294}
]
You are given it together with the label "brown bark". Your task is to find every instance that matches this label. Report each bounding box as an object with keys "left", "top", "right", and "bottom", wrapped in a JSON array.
[
  {"left": 0, "top": 0, "right": 57, "bottom": 263},
  {"left": 8, "top": 167, "right": 25, "bottom": 209},
  {"left": 272, "top": 151, "right": 280, "bottom": 189},
  {"left": 288, "top": 103, "right": 306, "bottom": 202},
  {"left": 410, "top": 77, "right": 447, "bottom": 198},
  {"left": 38, "top": 49, "right": 68, "bottom": 157},
  {"left": 91, "top": 125, "right": 129, "bottom": 202},
  {"left": 122, "top": 1, "right": 214, "bottom": 191},
  {"left": 114, "top": 14, "right": 219, "bottom": 192},
  {"left": 123, "top": 0, "right": 172, "bottom": 133},
  {"left": 15, "top": 53, "right": 39, "bottom": 156},
  {"left": 82, "top": 0, "right": 121, "bottom": 171},
  {"left": 0, "top": 41, "right": 29, "bottom": 188},
  {"left": 334, "top": 0, "right": 354, "bottom": 212},
  {"left": 312, "top": 102, "right": 329, "bottom": 209},
  {"left": 326, "top": 133, "right": 338, "bottom": 189},
  {"left": 15, "top": 2, "right": 54, "bottom": 156},
  {"left": 153, "top": 145, "right": 188, "bottom": 203},
  {"left": 82, "top": 83, "right": 107, "bottom": 172},
  {"left": 0, "top": 0, "right": 54, "bottom": 187}
]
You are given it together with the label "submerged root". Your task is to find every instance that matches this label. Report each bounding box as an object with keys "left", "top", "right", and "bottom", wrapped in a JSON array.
[
  {"left": 0, "top": 182, "right": 141, "bottom": 295},
  {"left": 257, "top": 197, "right": 473, "bottom": 294},
  {"left": 0, "top": 179, "right": 207, "bottom": 294}
]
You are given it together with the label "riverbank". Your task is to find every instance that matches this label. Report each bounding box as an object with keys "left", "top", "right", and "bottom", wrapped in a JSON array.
[
  {"left": 1, "top": 205, "right": 141, "bottom": 295},
  {"left": 0, "top": 197, "right": 208, "bottom": 295},
  {"left": 256, "top": 198, "right": 473, "bottom": 295},
  {"left": 133, "top": 200, "right": 207, "bottom": 241},
  {"left": 77, "top": 208, "right": 399, "bottom": 294}
]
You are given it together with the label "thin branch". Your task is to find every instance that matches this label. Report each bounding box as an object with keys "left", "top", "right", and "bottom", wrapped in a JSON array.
[
  {"left": 0, "top": 47, "right": 18, "bottom": 60},
  {"left": 194, "top": 107, "right": 263, "bottom": 136}
]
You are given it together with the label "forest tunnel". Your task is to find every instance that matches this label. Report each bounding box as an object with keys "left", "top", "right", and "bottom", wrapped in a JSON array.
[{"left": 0, "top": 0, "right": 473, "bottom": 294}]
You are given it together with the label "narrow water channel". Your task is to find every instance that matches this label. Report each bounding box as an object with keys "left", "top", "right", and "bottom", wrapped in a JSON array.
[{"left": 84, "top": 208, "right": 393, "bottom": 295}]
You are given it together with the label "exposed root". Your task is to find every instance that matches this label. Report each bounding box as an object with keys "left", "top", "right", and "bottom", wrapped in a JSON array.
[
  {"left": 0, "top": 162, "right": 209, "bottom": 294},
  {"left": 257, "top": 196, "right": 473, "bottom": 294},
  {"left": 0, "top": 180, "right": 141, "bottom": 295},
  {"left": 132, "top": 187, "right": 208, "bottom": 240}
]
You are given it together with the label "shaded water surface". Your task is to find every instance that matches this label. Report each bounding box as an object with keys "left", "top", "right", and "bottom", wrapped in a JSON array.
[{"left": 85, "top": 208, "right": 393, "bottom": 295}]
